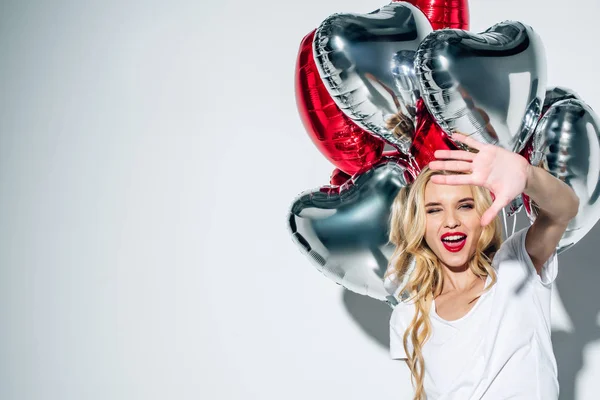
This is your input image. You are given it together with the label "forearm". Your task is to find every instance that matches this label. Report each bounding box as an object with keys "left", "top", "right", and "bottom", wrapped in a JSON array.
[{"left": 523, "top": 165, "right": 580, "bottom": 223}]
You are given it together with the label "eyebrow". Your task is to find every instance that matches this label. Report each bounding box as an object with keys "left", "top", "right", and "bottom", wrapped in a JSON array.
[{"left": 425, "top": 197, "right": 474, "bottom": 207}]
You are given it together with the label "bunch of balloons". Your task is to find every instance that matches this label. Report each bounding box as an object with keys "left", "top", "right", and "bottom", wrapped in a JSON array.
[{"left": 288, "top": 0, "right": 600, "bottom": 307}]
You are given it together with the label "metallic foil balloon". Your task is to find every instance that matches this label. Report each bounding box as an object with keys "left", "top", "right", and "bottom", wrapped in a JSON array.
[
  {"left": 542, "top": 86, "right": 581, "bottom": 116},
  {"left": 329, "top": 168, "right": 351, "bottom": 186},
  {"left": 384, "top": 255, "right": 416, "bottom": 303},
  {"left": 411, "top": 99, "right": 457, "bottom": 170},
  {"left": 295, "top": 30, "right": 386, "bottom": 176},
  {"left": 288, "top": 159, "right": 415, "bottom": 305},
  {"left": 313, "top": 2, "right": 433, "bottom": 153},
  {"left": 415, "top": 21, "right": 547, "bottom": 153},
  {"left": 401, "top": 0, "right": 470, "bottom": 30},
  {"left": 513, "top": 87, "right": 582, "bottom": 219},
  {"left": 390, "top": 50, "right": 420, "bottom": 121},
  {"left": 389, "top": 0, "right": 470, "bottom": 119},
  {"left": 507, "top": 87, "right": 582, "bottom": 217},
  {"left": 525, "top": 99, "right": 600, "bottom": 253},
  {"left": 528, "top": 87, "right": 583, "bottom": 167},
  {"left": 505, "top": 195, "right": 524, "bottom": 218}
]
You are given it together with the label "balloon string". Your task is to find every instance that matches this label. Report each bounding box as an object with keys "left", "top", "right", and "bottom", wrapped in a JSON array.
[{"left": 502, "top": 207, "right": 508, "bottom": 239}]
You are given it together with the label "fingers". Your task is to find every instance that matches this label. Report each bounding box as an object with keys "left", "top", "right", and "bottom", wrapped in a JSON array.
[
  {"left": 429, "top": 174, "right": 473, "bottom": 186},
  {"left": 480, "top": 198, "right": 507, "bottom": 226},
  {"left": 433, "top": 149, "right": 476, "bottom": 161},
  {"left": 451, "top": 133, "right": 484, "bottom": 150},
  {"left": 480, "top": 208, "right": 496, "bottom": 227},
  {"left": 428, "top": 160, "right": 472, "bottom": 172}
]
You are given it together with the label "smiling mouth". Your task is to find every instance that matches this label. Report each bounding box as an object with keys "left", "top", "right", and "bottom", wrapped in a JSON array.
[{"left": 441, "top": 235, "right": 467, "bottom": 252}]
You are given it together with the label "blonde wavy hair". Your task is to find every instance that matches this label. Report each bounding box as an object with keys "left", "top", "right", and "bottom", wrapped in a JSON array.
[{"left": 385, "top": 165, "right": 502, "bottom": 400}]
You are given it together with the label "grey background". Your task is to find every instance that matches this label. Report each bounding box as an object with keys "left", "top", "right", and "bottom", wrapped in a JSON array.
[{"left": 1, "top": 0, "right": 599, "bottom": 399}]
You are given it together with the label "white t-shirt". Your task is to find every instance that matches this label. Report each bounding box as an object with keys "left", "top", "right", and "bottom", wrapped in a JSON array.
[{"left": 389, "top": 226, "right": 559, "bottom": 399}]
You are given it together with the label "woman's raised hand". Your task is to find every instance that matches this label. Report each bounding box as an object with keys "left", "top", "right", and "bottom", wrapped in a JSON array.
[{"left": 427, "top": 133, "right": 531, "bottom": 227}]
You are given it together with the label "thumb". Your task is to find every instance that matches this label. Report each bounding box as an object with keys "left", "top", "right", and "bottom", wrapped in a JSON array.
[{"left": 481, "top": 200, "right": 504, "bottom": 227}]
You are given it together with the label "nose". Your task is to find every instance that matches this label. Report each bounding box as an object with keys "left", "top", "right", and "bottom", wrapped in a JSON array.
[{"left": 444, "top": 209, "right": 461, "bottom": 229}]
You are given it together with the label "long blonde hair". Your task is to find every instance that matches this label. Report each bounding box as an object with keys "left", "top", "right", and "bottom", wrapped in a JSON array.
[{"left": 385, "top": 166, "right": 502, "bottom": 400}]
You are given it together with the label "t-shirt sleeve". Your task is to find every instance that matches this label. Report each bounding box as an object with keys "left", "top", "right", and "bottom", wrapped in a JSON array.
[
  {"left": 499, "top": 225, "right": 559, "bottom": 286},
  {"left": 390, "top": 323, "right": 407, "bottom": 360},
  {"left": 389, "top": 302, "right": 412, "bottom": 360}
]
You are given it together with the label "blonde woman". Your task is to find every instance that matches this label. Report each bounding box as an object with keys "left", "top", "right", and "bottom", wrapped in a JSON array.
[{"left": 386, "top": 133, "right": 579, "bottom": 399}]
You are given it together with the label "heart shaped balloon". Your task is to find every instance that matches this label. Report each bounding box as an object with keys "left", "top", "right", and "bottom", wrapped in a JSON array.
[
  {"left": 384, "top": 256, "right": 416, "bottom": 303},
  {"left": 507, "top": 86, "right": 583, "bottom": 217},
  {"left": 288, "top": 158, "right": 415, "bottom": 305},
  {"left": 411, "top": 99, "right": 457, "bottom": 170},
  {"left": 528, "top": 86, "right": 582, "bottom": 167},
  {"left": 295, "top": 30, "right": 386, "bottom": 176},
  {"left": 524, "top": 98, "right": 600, "bottom": 253},
  {"left": 313, "top": 2, "right": 433, "bottom": 152},
  {"left": 401, "top": 0, "right": 470, "bottom": 30},
  {"left": 415, "top": 21, "right": 547, "bottom": 152},
  {"left": 541, "top": 86, "right": 581, "bottom": 116},
  {"left": 329, "top": 168, "right": 352, "bottom": 186}
]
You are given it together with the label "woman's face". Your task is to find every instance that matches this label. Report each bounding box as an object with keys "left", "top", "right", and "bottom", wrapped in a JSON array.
[{"left": 423, "top": 180, "right": 482, "bottom": 269}]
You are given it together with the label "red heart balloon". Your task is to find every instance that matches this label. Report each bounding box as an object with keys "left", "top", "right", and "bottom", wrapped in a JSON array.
[
  {"left": 411, "top": 99, "right": 457, "bottom": 171},
  {"left": 295, "top": 30, "right": 385, "bottom": 176},
  {"left": 329, "top": 168, "right": 352, "bottom": 186},
  {"left": 295, "top": 2, "right": 470, "bottom": 176},
  {"left": 400, "top": 0, "right": 469, "bottom": 30},
  {"left": 393, "top": 0, "right": 469, "bottom": 172}
]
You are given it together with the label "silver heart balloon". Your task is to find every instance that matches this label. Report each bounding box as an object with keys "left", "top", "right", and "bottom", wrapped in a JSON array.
[
  {"left": 288, "top": 159, "right": 414, "bottom": 306},
  {"left": 527, "top": 99, "right": 600, "bottom": 253},
  {"left": 313, "top": 2, "right": 433, "bottom": 153},
  {"left": 383, "top": 255, "right": 416, "bottom": 303},
  {"left": 415, "top": 21, "right": 547, "bottom": 152},
  {"left": 391, "top": 50, "right": 421, "bottom": 120},
  {"left": 529, "top": 86, "right": 582, "bottom": 167},
  {"left": 506, "top": 86, "right": 582, "bottom": 217},
  {"left": 542, "top": 86, "right": 581, "bottom": 116}
]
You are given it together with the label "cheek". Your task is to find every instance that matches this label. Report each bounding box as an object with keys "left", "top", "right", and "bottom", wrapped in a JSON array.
[
  {"left": 467, "top": 214, "right": 482, "bottom": 230},
  {"left": 467, "top": 216, "right": 483, "bottom": 244},
  {"left": 424, "top": 218, "right": 439, "bottom": 247}
]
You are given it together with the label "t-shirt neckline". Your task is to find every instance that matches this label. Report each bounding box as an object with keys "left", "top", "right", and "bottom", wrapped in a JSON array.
[{"left": 431, "top": 274, "right": 493, "bottom": 325}]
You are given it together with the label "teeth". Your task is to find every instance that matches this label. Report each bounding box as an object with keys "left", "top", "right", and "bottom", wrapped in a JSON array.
[{"left": 442, "top": 235, "right": 466, "bottom": 242}]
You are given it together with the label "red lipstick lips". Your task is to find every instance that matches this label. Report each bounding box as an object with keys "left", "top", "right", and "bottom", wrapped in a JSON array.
[{"left": 441, "top": 232, "right": 467, "bottom": 252}]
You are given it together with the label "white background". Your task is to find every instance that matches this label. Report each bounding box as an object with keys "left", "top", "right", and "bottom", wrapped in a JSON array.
[{"left": 1, "top": 0, "right": 599, "bottom": 399}]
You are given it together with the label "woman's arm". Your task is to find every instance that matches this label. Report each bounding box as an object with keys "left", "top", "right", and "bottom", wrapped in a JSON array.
[
  {"left": 523, "top": 165, "right": 579, "bottom": 274},
  {"left": 429, "top": 132, "right": 580, "bottom": 273}
]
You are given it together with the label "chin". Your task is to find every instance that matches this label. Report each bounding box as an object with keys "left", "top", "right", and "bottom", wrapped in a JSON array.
[
  {"left": 435, "top": 246, "right": 474, "bottom": 268},
  {"left": 440, "top": 255, "right": 470, "bottom": 268}
]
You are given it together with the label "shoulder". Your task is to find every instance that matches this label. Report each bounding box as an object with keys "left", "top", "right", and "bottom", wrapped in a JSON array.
[
  {"left": 492, "top": 226, "right": 558, "bottom": 286},
  {"left": 492, "top": 227, "right": 526, "bottom": 267},
  {"left": 389, "top": 300, "right": 416, "bottom": 360},
  {"left": 390, "top": 298, "right": 416, "bottom": 330}
]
